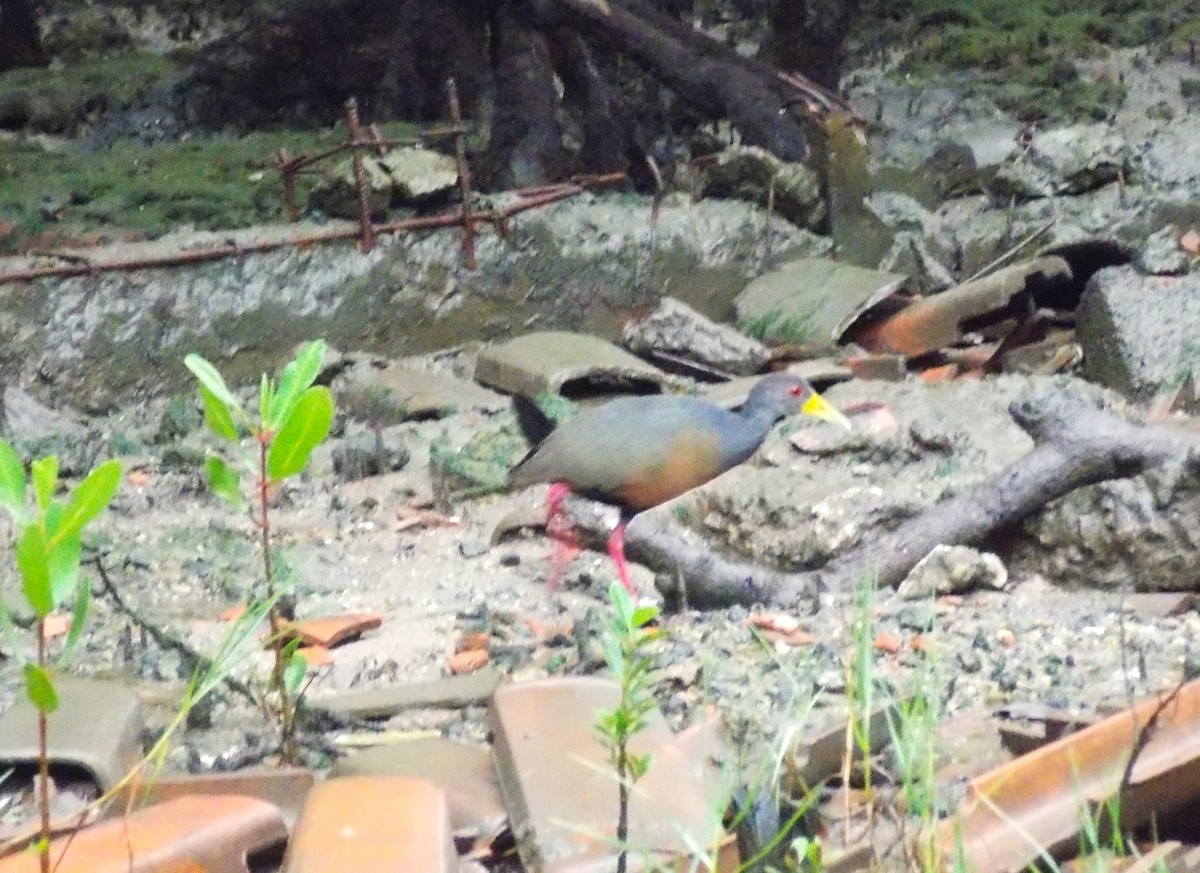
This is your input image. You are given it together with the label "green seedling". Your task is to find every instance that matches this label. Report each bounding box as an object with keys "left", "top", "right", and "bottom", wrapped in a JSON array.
[
  {"left": 595, "top": 581, "right": 660, "bottom": 873},
  {"left": 185, "top": 339, "right": 334, "bottom": 765},
  {"left": 0, "top": 440, "right": 120, "bottom": 873}
]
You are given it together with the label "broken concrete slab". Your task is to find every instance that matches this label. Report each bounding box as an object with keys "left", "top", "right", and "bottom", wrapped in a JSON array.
[
  {"left": 329, "top": 737, "right": 504, "bottom": 831},
  {"left": 734, "top": 258, "right": 907, "bottom": 349},
  {"left": 283, "top": 776, "right": 457, "bottom": 873},
  {"left": 1077, "top": 266, "right": 1200, "bottom": 398},
  {"left": 334, "top": 357, "right": 508, "bottom": 423},
  {"left": 473, "top": 331, "right": 666, "bottom": 399},
  {"left": 622, "top": 297, "right": 768, "bottom": 377},
  {"left": 0, "top": 678, "right": 142, "bottom": 795},
  {"left": 489, "top": 677, "right": 725, "bottom": 871},
  {"left": 307, "top": 146, "right": 458, "bottom": 219},
  {"left": 306, "top": 666, "right": 502, "bottom": 723}
]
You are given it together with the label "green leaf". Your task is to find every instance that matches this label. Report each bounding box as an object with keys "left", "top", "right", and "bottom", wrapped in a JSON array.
[
  {"left": 608, "top": 581, "right": 634, "bottom": 628},
  {"left": 48, "top": 460, "right": 121, "bottom": 551},
  {"left": 267, "top": 340, "right": 326, "bottom": 430},
  {"left": 631, "top": 605, "right": 659, "bottom": 628},
  {"left": 30, "top": 457, "right": 58, "bottom": 510},
  {"left": 47, "top": 530, "right": 82, "bottom": 606},
  {"left": 0, "top": 440, "right": 26, "bottom": 519},
  {"left": 284, "top": 649, "right": 307, "bottom": 695},
  {"left": 24, "top": 664, "right": 59, "bottom": 713},
  {"left": 204, "top": 456, "right": 244, "bottom": 508},
  {"left": 199, "top": 385, "right": 239, "bottom": 442},
  {"left": 57, "top": 576, "right": 91, "bottom": 664},
  {"left": 184, "top": 353, "right": 241, "bottom": 409},
  {"left": 267, "top": 386, "right": 334, "bottom": 481},
  {"left": 16, "top": 524, "right": 52, "bottom": 617}
]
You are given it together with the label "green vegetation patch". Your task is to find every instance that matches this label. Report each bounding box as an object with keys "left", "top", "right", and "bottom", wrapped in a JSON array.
[
  {"left": 0, "top": 121, "right": 419, "bottom": 243},
  {"left": 857, "top": 0, "right": 1196, "bottom": 121},
  {"left": 0, "top": 51, "right": 176, "bottom": 133}
]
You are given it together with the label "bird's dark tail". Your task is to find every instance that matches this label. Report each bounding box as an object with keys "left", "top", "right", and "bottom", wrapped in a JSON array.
[{"left": 512, "top": 394, "right": 556, "bottom": 446}]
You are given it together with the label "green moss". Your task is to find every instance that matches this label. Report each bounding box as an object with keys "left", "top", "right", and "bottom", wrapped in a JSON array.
[
  {"left": 0, "top": 51, "right": 176, "bottom": 133},
  {"left": 859, "top": 0, "right": 1191, "bottom": 121},
  {"left": 0, "top": 120, "right": 420, "bottom": 238}
]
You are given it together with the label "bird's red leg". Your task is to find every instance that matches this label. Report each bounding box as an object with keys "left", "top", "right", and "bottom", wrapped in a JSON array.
[
  {"left": 545, "top": 482, "right": 578, "bottom": 590},
  {"left": 607, "top": 521, "right": 636, "bottom": 595}
]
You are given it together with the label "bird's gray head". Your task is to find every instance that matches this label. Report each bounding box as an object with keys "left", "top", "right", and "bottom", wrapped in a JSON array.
[{"left": 744, "top": 373, "right": 852, "bottom": 428}]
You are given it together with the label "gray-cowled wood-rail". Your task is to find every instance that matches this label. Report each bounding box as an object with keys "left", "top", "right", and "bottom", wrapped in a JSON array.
[{"left": 508, "top": 373, "right": 852, "bottom": 594}]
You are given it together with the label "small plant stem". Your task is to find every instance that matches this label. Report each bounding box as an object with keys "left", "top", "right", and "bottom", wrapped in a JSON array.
[
  {"left": 258, "top": 437, "right": 296, "bottom": 765},
  {"left": 36, "top": 621, "right": 50, "bottom": 873},
  {"left": 616, "top": 739, "right": 630, "bottom": 873}
]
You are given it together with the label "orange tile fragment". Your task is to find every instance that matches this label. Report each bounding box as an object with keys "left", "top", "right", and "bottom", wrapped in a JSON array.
[
  {"left": 0, "top": 795, "right": 286, "bottom": 873},
  {"left": 919, "top": 363, "right": 959, "bottom": 382},
  {"left": 279, "top": 612, "right": 383, "bottom": 648},
  {"left": 126, "top": 468, "right": 150, "bottom": 487},
  {"left": 42, "top": 614, "right": 70, "bottom": 638},
  {"left": 873, "top": 632, "right": 901, "bottom": 654},
  {"left": 299, "top": 645, "right": 334, "bottom": 667},
  {"left": 1181, "top": 227, "right": 1200, "bottom": 254},
  {"left": 282, "top": 777, "right": 456, "bottom": 872},
  {"left": 746, "top": 613, "right": 817, "bottom": 647},
  {"left": 218, "top": 604, "right": 247, "bottom": 622},
  {"left": 449, "top": 649, "right": 490, "bottom": 674},
  {"left": 455, "top": 632, "right": 490, "bottom": 653}
]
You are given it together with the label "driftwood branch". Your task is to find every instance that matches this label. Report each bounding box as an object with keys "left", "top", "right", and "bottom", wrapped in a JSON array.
[{"left": 566, "top": 391, "right": 1200, "bottom": 611}]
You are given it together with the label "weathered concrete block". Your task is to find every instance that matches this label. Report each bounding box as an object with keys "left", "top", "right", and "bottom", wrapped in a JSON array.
[{"left": 1077, "top": 266, "right": 1200, "bottom": 398}]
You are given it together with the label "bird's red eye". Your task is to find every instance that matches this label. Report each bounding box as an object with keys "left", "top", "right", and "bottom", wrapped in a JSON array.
[{"left": 788, "top": 385, "right": 803, "bottom": 397}]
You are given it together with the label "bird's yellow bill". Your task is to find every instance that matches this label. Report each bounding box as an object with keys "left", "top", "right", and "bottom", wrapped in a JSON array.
[{"left": 801, "top": 392, "right": 853, "bottom": 430}]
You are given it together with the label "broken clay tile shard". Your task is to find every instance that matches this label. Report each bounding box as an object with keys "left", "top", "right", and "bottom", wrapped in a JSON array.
[
  {"left": 490, "top": 677, "right": 727, "bottom": 872},
  {"left": 0, "top": 677, "right": 142, "bottom": 796},
  {"left": 734, "top": 258, "right": 908, "bottom": 350},
  {"left": 329, "top": 737, "right": 505, "bottom": 832},
  {"left": 306, "top": 666, "right": 502, "bottom": 723},
  {"left": 0, "top": 794, "right": 287, "bottom": 873},
  {"left": 473, "top": 331, "right": 666, "bottom": 399},
  {"left": 279, "top": 612, "right": 383, "bottom": 648},
  {"left": 123, "top": 767, "right": 314, "bottom": 829},
  {"left": 939, "top": 678, "right": 1200, "bottom": 873},
  {"left": 848, "top": 255, "right": 1073, "bottom": 357},
  {"left": 282, "top": 776, "right": 457, "bottom": 873}
]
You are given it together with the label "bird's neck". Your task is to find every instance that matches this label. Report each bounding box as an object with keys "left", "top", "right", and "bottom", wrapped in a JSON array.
[{"left": 721, "top": 404, "right": 782, "bottom": 466}]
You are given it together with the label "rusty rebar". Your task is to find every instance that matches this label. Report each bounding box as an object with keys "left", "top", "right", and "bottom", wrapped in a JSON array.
[
  {"left": 0, "top": 172, "right": 629, "bottom": 283},
  {"left": 274, "top": 148, "right": 299, "bottom": 222},
  {"left": 344, "top": 98, "right": 375, "bottom": 254},
  {"left": 445, "top": 78, "right": 476, "bottom": 269}
]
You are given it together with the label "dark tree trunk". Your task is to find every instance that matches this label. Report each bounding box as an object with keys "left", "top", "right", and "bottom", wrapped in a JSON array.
[
  {"left": 758, "top": 0, "right": 860, "bottom": 90},
  {"left": 0, "top": 0, "right": 47, "bottom": 72},
  {"left": 481, "top": 5, "right": 567, "bottom": 188}
]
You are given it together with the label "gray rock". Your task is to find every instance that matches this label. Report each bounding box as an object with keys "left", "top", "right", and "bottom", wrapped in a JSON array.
[
  {"left": 877, "top": 232, "right": 956, "bottom": 294},
  {"left": 700, "top": 145, "right": 825, "bottom": 230},
  {"left": 1077, "top": 266, "right": 1200, "bottom": 398},
  {"left": 989, "top": 124, "right": 1127, "bottom": 198},
  {"left": 898, "top": 545, "right": 1009, "bottom": 599},
  {"left": 307, "top": 147, "right": 458, "bottom": 219},
  {"left": 896, "top": 603, "right": 937, "bottom": 632},
  {"left": 622, "top": 297, "right": 768, "bottom": 377},
  {"left": 474, "top": 331, "right": 666, "bottom": 398},
  {"left": 735, "top": 258, "right": 906, "bottom": 349},
  {"left": 1017, "top": 456, "right": 1200, "bottom": 591},
  {"left": 330, "top": 428, "right": 411, "bottom": 481},
  {"left": 1135, "top": 225, "right": 1190, "bottom": 276}
]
